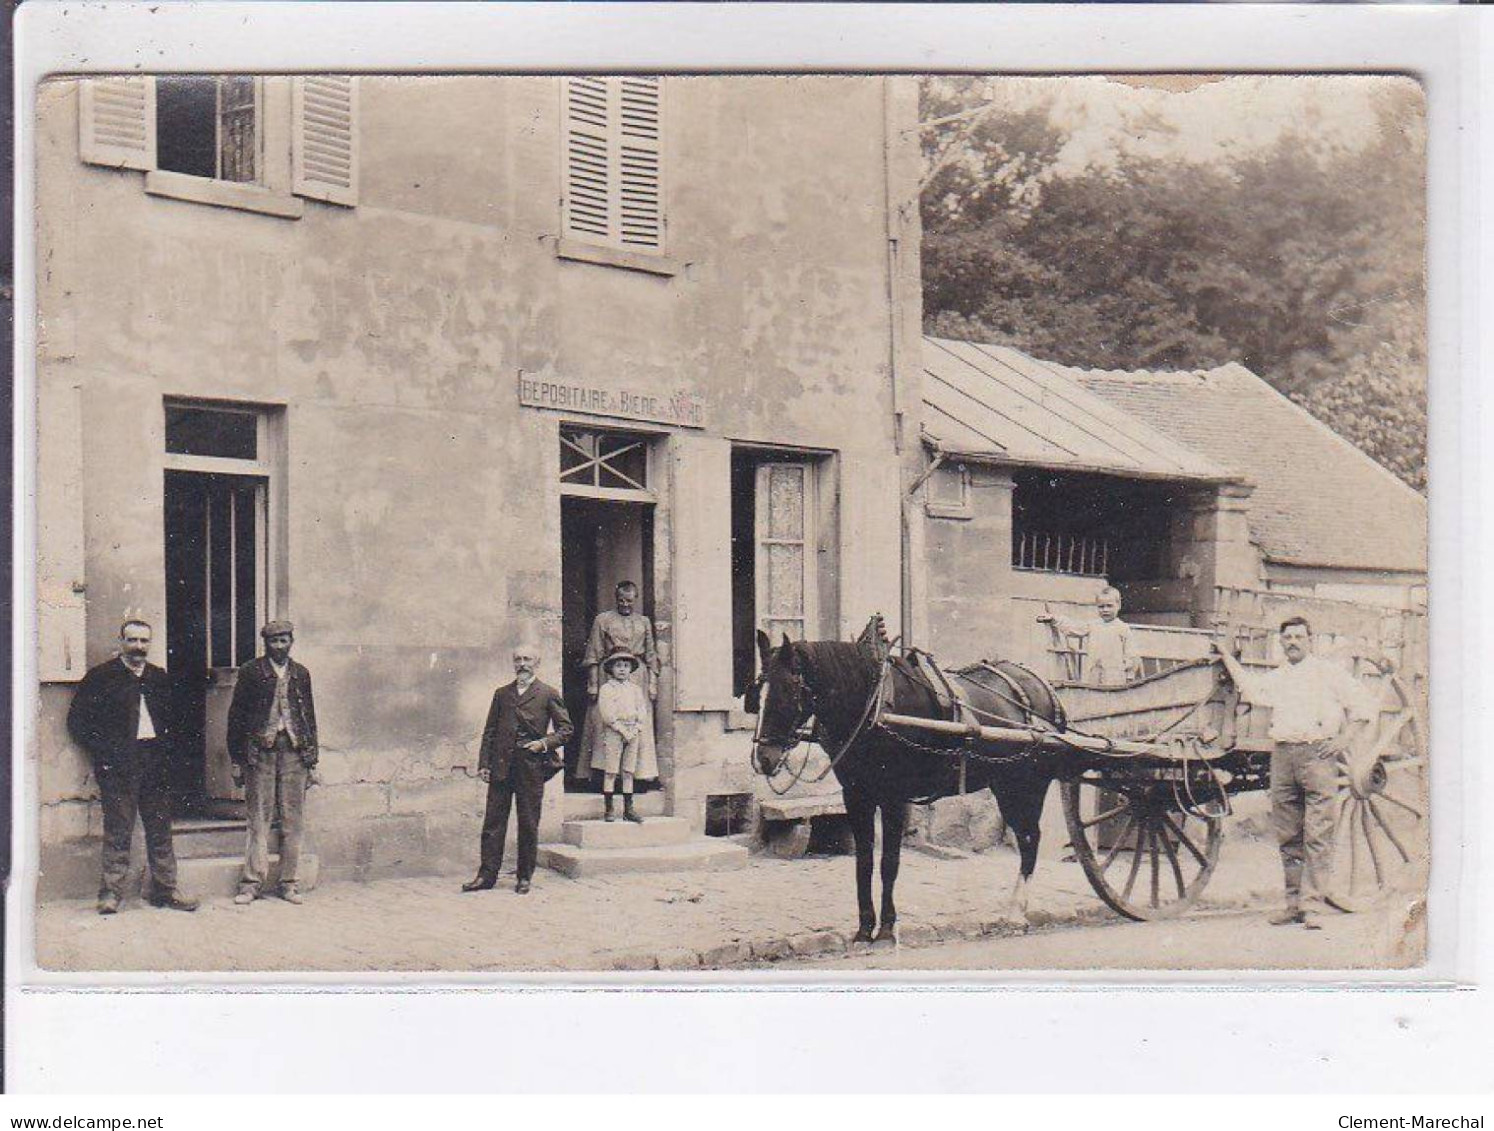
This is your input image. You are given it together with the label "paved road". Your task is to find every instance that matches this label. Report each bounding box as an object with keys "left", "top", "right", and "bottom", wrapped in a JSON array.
[{"left": 766, "top": 900, "right": 1424, "bottom": 972}]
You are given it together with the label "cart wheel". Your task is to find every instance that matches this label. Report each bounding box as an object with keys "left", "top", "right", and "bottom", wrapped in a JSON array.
[
  {"left": 1061, "top": 774, "right": 1222, "bottom": 921},
  {"left": 1327, "top": 665, "right": 1427, "bottom": 913}
]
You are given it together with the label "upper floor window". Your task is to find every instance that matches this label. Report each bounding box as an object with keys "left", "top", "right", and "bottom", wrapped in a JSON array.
[
  {"left": 562, "top": 76, "right": 665, "bottom": 255},
  {"left": 79, "top": 74, "right": 359, "bottom": 217},
  {"left": 156, "top": 75, "right": 259, "bottom": 184}
]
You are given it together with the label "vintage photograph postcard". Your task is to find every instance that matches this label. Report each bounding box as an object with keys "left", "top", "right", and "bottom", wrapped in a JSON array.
[{"left": 29, "top": 71, "right": 1428, "bottom": 975}]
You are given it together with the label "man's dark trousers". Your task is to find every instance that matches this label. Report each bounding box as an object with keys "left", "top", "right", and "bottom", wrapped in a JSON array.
[
  {"left": 479, "top": 754, "right": 547, "bottom": 881},
  {"left": 98, "top": 739, "right": 177, "bottom": 899}
]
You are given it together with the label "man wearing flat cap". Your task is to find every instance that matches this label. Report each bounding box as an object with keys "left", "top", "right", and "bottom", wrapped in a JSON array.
[{"left": 228, "top": 620, "right": 318, "bottom": 905}]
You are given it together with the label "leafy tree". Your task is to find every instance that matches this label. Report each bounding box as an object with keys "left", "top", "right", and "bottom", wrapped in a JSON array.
[{"left": 920, "top": 80, "right": 1427, "bottom": 491}]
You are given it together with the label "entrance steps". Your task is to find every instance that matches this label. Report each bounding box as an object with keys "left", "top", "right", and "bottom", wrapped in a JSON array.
[
  {"left": 169, "top": 818, "right": 319, "bottom": 898},
  {"left": 539, "top": 817, "right": 749, "bottom": 878}
]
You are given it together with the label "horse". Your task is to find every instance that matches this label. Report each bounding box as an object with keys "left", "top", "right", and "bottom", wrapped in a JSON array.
[{"left": 748, "top": 626, "right": 1065, "bottom": 944}]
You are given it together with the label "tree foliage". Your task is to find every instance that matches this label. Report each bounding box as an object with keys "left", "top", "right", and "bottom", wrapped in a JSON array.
[{"left": 920, "top": 79, "right": 1427, "bottom": 491}]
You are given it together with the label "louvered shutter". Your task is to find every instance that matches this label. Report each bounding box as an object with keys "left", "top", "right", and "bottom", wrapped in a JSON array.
[
  {"left": 563, "top": 76, "right": 613, "bottom": 242},
  {"left": 79, "top": 77, "right": 155, "bottom": 171},
  {"left": 563, "top": 76, "right": 664, "bottom": 252},
  {"left": 672, "top": 435, "right": 734, "bottom": 710},
  {"left": 617, "top": 77, "right": 662, "bottom": 251},
  {"left": 292, "top": 75, "right": 358, "bottom": 206}
]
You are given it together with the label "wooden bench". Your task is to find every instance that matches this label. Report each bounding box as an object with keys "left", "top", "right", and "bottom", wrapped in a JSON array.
[{"left": 758, "top": 794, "right": 848, "bottom": 859}]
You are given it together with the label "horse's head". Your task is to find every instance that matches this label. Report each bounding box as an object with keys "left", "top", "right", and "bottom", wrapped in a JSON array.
[{"left": 748, "top": 630, "right": 811, "bottom": 777}]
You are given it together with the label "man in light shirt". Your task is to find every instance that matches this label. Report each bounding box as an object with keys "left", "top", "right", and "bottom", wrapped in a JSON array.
[
  {"left": 66, "top": 619, "right": 198, "bottom": 915},
  {"left": 1218, "top": 616, "right": 1376, "bottom": 929}
]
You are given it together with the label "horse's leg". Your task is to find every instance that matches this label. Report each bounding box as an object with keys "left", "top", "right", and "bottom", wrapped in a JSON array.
[
  {"left": 843, "top": 787, "right": 877, "bottom": 943},
  {"left": 993, "top": 776, "right": 1048, "bottom": 923},
  {"left": 873, "top": 800, "right": 907, "bottom": 944}
]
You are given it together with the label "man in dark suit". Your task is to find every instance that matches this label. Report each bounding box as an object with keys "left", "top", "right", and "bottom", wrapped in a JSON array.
[
  {"left": 464, "top": 643, "right": 573, "bottom": 895},
  {"left": 227, "top": 619, "right": 319, "bottom": 906},
  {"left": 66, "top": 619, "right": 198, "bottom": 915}
]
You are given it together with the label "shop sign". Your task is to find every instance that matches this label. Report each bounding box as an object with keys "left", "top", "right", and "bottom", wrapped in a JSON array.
[{"left": 518, "top": 372, "right": 706, "bottom": 429}]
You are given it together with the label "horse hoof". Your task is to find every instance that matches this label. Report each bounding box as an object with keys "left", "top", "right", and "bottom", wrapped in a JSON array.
[
  {"left": 852, "top": 928, "right": 875, "bottom": 945},
  {"left": 872, "top": 927, "right": 898, "bottom": 947}
]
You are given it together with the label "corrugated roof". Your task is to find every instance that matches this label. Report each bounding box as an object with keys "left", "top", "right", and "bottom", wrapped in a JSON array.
[
  {"left": 921, "top": 336, "right": 1233, "bottom": 482},
  {"left": 1071, "top": 361, "right": 1428, "bottom": 574}
]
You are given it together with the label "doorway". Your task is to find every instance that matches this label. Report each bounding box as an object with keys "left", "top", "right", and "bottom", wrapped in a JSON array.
[
  {"left": 164, "top": 469, "right": 266, "bottom": 818},
  {"left": 559, "top": 496, "right": 655, "bottom": 792}
]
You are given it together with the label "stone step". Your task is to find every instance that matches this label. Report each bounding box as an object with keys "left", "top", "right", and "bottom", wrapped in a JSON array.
[
  {"left": 171, "top": 820, "right": 262, "bottom": 860},
  {"left": 175, "top": 854, "right": 320, "bottom": 899},
  {"left": 561, "top": 792, "right": 667, "bottom": 822},
  {"left": 563, "top": 816, "right": 691, "bottom": 850},
  {"left": 537, "top": 838, "right": 749, "bottom": 879}
]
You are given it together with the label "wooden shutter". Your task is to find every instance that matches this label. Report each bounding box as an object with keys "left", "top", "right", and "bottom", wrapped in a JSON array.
[
  {"left": 617, "top": 77, "right": 662, "bottom": 250},
  {"left": 38, "top": 383, "right": 87, "bottom": 681},
  {"left": 563, "top": 76, "right": 613, "bottom": 242},
  {"left": 292, "top": 75, "right": 358, "bottom": 206},
  {"left": 563, "top": 76, "right": 663, "bottom": 251},
  {"left": 78, "top": 77, "right": 155, "bottom": 171},
  {"left": 671, "top": 435, "right": 734, "bottom": 710},
  {"left": 754, "top": 462, "right": 816, "bottom": 644}
]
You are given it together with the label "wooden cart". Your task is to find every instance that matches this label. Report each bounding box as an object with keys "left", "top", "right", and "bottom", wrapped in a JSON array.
[{"left": 881, "top": 654, "right": 1427, "bottom": 921}]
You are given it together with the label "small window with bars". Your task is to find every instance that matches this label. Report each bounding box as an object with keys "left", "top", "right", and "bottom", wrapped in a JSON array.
[
  {"left": 562, "top": 76, "right": 664, "bottom": 254},
  {"left": 1013, "top": 529, "right": 1111, "bottom": 576},
  {"left": 559, "top": 427, "right": 651, "bottom": 494}
]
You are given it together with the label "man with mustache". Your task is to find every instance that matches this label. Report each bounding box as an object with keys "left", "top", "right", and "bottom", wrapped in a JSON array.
[
  {"left": 463, "top": 642, "right": 573, "bottom": 895},
  {"left": 66, "top": 619, "right": 198, "bottom": 915},
  {"left": 1218, "top": 616, "right": 1375, "bottom": 930}
]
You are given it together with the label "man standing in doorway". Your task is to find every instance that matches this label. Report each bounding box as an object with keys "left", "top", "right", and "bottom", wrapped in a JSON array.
[
  {"left": 66, "top": 619, "right": 199, "bottom": 915},
  {"left": 228, "top": 620, "right": 319, "bottom": 905},
  {"left": 1217, "top": 616, "right": 1375, "bottom": 930},
  {"left": 463, "top": 642, "right": 573, "bottom": 895}
]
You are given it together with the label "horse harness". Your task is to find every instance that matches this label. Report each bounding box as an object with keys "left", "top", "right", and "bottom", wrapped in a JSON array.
[{"left": 750, "top": 643, "right": 1065, "bottom": 795}]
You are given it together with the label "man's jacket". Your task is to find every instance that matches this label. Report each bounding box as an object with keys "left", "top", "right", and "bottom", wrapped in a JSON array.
[
  {"left": 66, "top": 658, "right": 176, "bottom": 770},
  {"left": 227, "top": 656, "right": 319, "bottom": 767},
  {"left": 478, "top": 679, "right": 573, "bottom": 780}
]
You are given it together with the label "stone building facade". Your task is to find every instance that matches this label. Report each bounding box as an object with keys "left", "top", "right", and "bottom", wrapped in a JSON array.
[{"left": 33, "top": 74, "right": 925, "bottom": 896}]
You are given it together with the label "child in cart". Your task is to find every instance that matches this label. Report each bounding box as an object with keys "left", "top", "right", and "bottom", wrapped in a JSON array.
[{"left": 1038, "top": 585, "right": 1141, "bottom": 686}]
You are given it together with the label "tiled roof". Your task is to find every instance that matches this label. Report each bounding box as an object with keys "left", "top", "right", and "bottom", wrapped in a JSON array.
[
  {"left": 920, "top": 337, "right": 1232, "bottom": 482},
  {"left": 1070, "top": 362, "right": 1427, "bottom": 574}
]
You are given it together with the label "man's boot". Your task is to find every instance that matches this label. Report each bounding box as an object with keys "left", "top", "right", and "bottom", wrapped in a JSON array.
[
  {"left": 603, "top": 793, "right": 615, "bottom": 822},
  {"left": 623, "top": 794, "right": 645, "bottom": 824},
  {"left": 1268, "top": 905, "right": 1304, "bottom": 926}
]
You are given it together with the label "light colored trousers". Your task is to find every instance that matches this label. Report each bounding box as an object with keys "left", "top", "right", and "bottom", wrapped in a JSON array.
[
  {"left": 241, "top": 734, "right": 308, "bottom": 892},
  {"left": 1270, "top": 740, "right": 1339, "bottom": 913}
]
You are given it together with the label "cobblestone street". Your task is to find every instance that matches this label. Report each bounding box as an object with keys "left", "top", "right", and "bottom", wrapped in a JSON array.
[{"left": 34, "top": 837, "right": 1295, "bottom": 974}]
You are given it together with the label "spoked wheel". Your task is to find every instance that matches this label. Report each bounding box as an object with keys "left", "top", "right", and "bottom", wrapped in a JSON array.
[
  {"left": 1061, "top": 773, "right": 1223, "bottom": 921},
  {"left": 1327, "top": 664, "right": 1428, "bottom": 912}
]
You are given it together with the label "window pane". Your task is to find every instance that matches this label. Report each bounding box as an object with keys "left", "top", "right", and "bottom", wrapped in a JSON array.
[
  {"left": 218, "top": 76, "right": 257, "bottom": 184},
  {"left": 165, "top": 406, "right": 258, "bottom": 460},
  {"left": 766, "top": 544, "right": 804, "bottom": 618},
  {"left": 767, "top": 465, "right": 805, "bottom": 539},
  {"left": 599, "top": 436, "right": 647, "bottom": 489},
  {"left": 766, "top": 618, "right": 805, "bottom": 643},
  {"left": 156, "top": 76, "right": 218, "bottom": 179}
]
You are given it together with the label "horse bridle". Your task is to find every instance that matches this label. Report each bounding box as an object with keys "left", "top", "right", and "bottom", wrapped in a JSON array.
[{"left": 746, "top": 666, "right": 817, "bottom": 755}]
